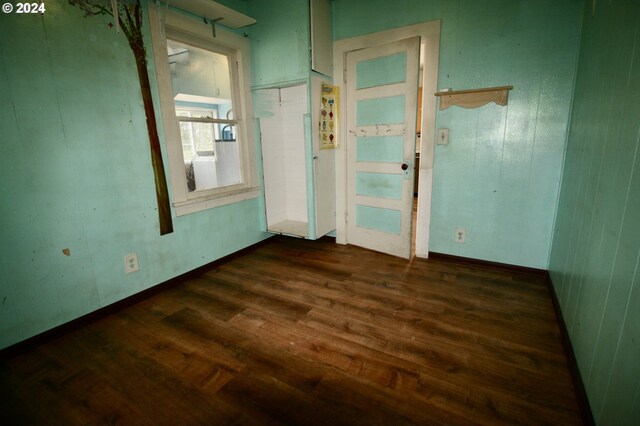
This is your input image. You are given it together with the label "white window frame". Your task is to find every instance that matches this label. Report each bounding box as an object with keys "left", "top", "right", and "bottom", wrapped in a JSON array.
[{"left": 148, "top": 5, "right": 259, "bottom": 216}]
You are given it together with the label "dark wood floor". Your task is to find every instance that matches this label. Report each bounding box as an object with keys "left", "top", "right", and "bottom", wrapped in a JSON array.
[{"left": 1, "top": 236, "right": 582, "bottom": 425}]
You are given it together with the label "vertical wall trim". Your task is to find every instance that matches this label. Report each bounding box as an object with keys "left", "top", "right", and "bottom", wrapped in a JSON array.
[{"left": 547, "top": 0, "right": 586, "bottom": 270}]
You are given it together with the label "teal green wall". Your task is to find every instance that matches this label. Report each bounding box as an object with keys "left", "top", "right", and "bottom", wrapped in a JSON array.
[
  {"left": 334, "top": 0, "right": 583, "bottom": 268},
  {"left": 549, "top": 1, "right": 640, "bottom": 423},
  {"left": 246, "top": 0, "right": 311, "bottom": 87},
  {"left": 0, "top": 1, "right": 268, "bottom": 349}
]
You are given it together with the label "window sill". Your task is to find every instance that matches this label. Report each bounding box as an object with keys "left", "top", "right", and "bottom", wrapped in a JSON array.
[{"left": 173, "top": 187, "right": 261, "bottom": 216}]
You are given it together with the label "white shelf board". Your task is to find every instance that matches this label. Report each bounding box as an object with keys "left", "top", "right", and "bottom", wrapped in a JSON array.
[
  {"left": 174, "top": 93, "right": 231, "bottom": 105},
  {"left": 168, "top": 0, "right": 256, "bottom": 28}
]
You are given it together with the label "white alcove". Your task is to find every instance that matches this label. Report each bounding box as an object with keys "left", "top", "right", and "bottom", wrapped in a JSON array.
[{"left": 257, "top": 84, "right": 310, "bottom": 237}]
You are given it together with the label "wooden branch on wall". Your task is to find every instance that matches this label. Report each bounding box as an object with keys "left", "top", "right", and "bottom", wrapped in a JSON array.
[
  {"left": 70, "top": 0, "right": 174, "bottom": 235},
  {"left": 435, "top": 86, "right": 513, "bottom": 110}
]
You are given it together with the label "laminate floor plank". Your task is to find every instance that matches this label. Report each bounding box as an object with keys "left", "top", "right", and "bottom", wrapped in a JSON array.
[
  {"left": 1, "top": 236, "right": 583, "bottom": 425},
  {"left": 242, "top": 305, "right": 576, "bottom": 425},
  {"left": 241, "top": 272, "right": 566, "bottom": 374}
]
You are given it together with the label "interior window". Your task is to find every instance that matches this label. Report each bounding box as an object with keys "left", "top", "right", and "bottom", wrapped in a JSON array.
[
  {"left": 167, "top": 39, "right": 242, "bottom": 193},
  {"left": 149, "top": 5, "right": 259, "bottom": 216}
]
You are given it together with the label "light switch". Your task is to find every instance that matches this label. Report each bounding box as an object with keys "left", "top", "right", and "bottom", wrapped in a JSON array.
[{"left": 437, "top": 128, "right": 449, "bottom": 145}]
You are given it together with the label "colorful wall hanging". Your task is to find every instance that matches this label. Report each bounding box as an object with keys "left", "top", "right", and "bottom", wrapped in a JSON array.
[{"left": 319, "top": 83, "right": 338, "bottom": 149}]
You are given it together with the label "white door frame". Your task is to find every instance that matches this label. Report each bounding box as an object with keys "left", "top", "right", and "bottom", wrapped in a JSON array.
[{"left": 334, "top": 21, "right": 441, "bottom": 258}]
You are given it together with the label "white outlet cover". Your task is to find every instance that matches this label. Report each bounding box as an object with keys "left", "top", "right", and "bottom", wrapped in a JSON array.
[
  {"left": 455, "top": 227, "right": 466, "bottom": 243},
  {"left": 124, "top": 253, "right": 139, "bottom": 273}
]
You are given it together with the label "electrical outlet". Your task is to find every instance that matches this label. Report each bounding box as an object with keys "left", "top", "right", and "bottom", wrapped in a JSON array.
[
  {"left": 455, "top": 227, "right": 466, "bottom": 243},
  {"left": 124, "top": 253, "right": 139, "bottom": 274}
]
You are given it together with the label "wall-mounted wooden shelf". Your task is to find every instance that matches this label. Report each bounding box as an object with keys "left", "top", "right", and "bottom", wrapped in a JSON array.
[
  {"left": 168, "top": 0, "right": 256, "bottom": 28},
  {"left": 435, "top": 86, "right": 513, "bottom": 110}
]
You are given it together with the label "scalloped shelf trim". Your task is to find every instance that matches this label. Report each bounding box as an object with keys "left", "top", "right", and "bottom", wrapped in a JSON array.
[{"left": 434, "top": 86, "right": 513, "bottom": 110}]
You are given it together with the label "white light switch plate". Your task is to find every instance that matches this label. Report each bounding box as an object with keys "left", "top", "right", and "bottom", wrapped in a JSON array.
[{"left": 437, "top": 128, "right": 449, "bottom": 145}]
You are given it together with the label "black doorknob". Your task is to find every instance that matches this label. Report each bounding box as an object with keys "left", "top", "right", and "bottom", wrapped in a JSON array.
[{"left": 401, "top": 163, "right": 409, "bottom": 170}]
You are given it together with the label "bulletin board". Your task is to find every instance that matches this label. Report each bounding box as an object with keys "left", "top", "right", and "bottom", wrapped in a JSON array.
[{"left": 319, "top": 83, "right": 339, "bottom": 149}]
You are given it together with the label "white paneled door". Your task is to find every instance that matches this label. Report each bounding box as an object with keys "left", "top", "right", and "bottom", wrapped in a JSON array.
[{"left": 345, "top": 37, "right": 420, "bottom": 259}]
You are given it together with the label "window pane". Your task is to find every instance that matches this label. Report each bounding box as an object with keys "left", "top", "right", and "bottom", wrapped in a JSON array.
[
  {"left": 183, "top": 123, "right": 242, "bottom": 192},
  {"left": 176, "top": 108, "right": 218, "bottom": 166},
  {"left": 167, "top": 38, "right": 240, "bottom": 193},
  {"left": 215, "top": 124, "right": 242, "bottom": 188}
]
